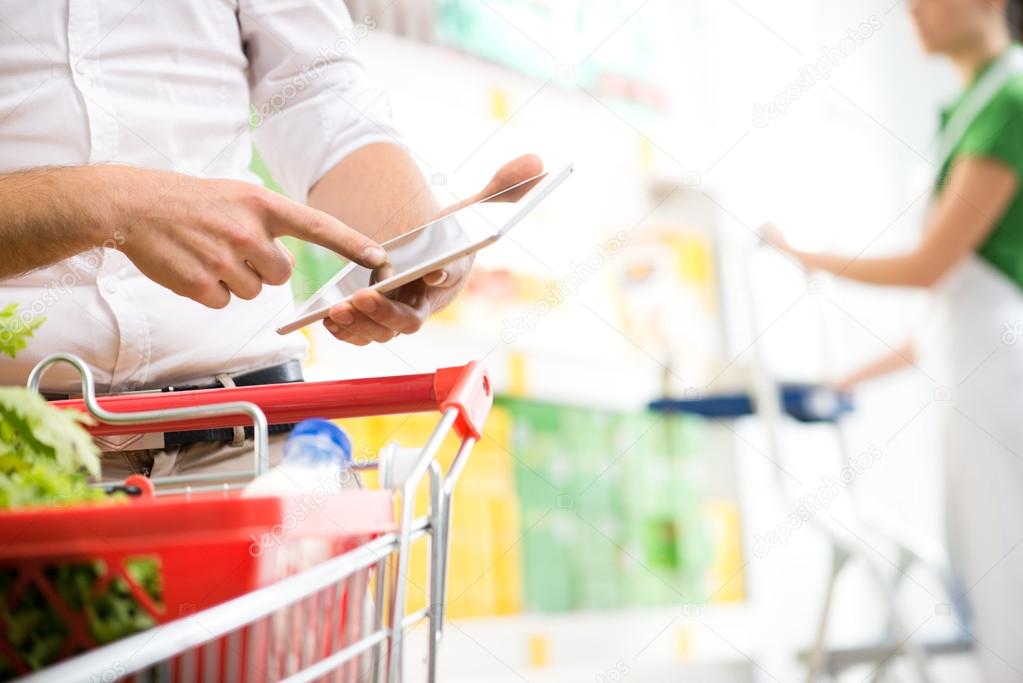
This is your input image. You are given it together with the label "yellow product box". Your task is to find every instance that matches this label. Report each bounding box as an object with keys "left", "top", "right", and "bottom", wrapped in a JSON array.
[{"left": 338, "top": 407, "right": 523, "bottom": 619}]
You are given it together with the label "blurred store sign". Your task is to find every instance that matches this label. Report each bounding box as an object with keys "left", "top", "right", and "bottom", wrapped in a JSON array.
[
  {"left": 345, "top": 0, "right": 675, "bottom": 110},
  {"left": 345, "top": 0, "right": 437, "bottom": 41}
]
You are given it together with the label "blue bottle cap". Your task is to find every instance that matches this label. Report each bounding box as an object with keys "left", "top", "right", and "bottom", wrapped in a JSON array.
[{"left": 287, "top": 418, "right": 353, "bottom": 463}]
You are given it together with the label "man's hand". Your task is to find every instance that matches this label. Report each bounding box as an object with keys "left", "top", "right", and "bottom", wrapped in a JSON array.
[
  {"left": 323, "top": 154, "right": 544, "bottom": 345},
  {"left": 109, "top": 166, "right": 386, "bottom": 308},
  {"left": 0, "top": 165, "right": 387, "bottom": 309}
]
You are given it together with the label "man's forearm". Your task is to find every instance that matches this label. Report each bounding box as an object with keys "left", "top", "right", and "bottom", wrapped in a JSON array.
[
  {"left": 0, "top": 167, "right": 108, "bottom": 277},
  {"left": 307, "top": 143, "right": 440, "bottom": 243}
]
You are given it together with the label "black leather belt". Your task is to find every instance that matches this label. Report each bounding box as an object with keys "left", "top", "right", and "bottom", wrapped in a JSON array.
[
  {"left": 163, "top": 421, "right": 298, "bottom": 447},
  {"left": 45, "top": 361, "right": 303, "bottom": 449}
]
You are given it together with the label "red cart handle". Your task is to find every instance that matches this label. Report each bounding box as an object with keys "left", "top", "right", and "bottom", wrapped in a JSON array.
[{"left": 52, "top": 362, "right": 492, "bottom": 441}]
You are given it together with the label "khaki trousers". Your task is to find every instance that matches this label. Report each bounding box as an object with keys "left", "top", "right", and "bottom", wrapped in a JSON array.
[
  {"left": 100, "top": 433, "right": 363, "bottom": 490},
  {"left": 99, "top": 434, "right": 290, "bottom": 484}
]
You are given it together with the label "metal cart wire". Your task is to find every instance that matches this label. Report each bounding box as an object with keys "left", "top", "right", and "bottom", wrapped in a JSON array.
[{"left": 7, "top": 352, "right": 492, "bottom": 683}]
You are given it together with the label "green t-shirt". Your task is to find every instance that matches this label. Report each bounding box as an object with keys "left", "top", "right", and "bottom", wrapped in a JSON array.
[{"left": 938, "top": 62, "right": 1023, "bottom": 289}]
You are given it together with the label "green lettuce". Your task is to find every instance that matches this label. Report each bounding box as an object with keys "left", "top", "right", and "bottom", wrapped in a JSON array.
[
  {"left": 0, "top": 303, "right": 44, "bottom": 360},
  {"left": 0, "top": 305, "right": 162, "bottom": 676}
]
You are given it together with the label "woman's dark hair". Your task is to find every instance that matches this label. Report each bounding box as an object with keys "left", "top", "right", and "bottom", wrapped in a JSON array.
[{"left": 1011, "top": 0, "right": 1023, "bottom": 40}]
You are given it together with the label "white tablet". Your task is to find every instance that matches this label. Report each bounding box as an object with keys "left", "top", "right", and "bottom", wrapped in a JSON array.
[{"left": 276, "top": 163, "right": 574, "bottom": 335}]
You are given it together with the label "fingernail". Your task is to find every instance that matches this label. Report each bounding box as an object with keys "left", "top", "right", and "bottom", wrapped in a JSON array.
[
  {"left": 433, "top": 271, "right": 449, "bottom": 286},
  {"left": 332, "top": 309, "right": 354, "bottom": 325},
  {"left": 362, "top": 246, "right": 387, "bottom": 267},
  {"left": 276, "top": 239, "right": 296, "bottom": 266},
  {"left": 358, "top": 297, "right": 378, "bottom": 313}
]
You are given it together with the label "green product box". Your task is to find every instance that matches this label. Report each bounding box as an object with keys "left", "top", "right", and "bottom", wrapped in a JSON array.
[
  {"left": 562, "top": 406, "right": 625, "bottom": 610},
  {"left": 616, "top": 412, "right": 714, "bottom": 606},
  {"left": 504, "top": 398, "right": 717, "bottom": 613},
  {"left": 615, "top": 411, "right": 675, "bottom": 606},
  {"left": 518, "top": 505, "right": 578, "bottom": 613},
  {"left": 572, "top": 509, "right": 626, "bottom": 610},
  {"left": 569, "top": 407, "right": 624, "bottom": 516},
  {"left": 503, "top": 398, "right": 579, "bottom": 613}
]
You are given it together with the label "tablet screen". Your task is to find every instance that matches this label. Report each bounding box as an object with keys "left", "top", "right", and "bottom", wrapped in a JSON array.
[
  {"left": 278, "top": 164, "right": 571, "bottom": 334},
  {"left": 292, "top": 171, "right": 547, "bottom": 313}
]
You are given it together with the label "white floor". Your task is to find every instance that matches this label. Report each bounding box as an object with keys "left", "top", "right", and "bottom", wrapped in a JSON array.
[{"left": 397, "top": 609, "right": 982, "bottom": 683}]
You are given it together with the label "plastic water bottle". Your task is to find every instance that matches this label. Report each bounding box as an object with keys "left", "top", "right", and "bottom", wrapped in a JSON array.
[{"left": 243, "top": 418, "right": 353, "bottom": 497}]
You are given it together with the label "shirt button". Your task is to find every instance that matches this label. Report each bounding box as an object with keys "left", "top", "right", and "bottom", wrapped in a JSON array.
[
  {"left": 74, "top": 61, "right": 87, "bottom": 75},
  {"left": 102, "top": 278, "right": 119, "bottom": 295}
]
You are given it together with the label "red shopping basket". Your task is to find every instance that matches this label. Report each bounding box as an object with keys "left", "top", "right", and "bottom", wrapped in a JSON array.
[
  {"left": 1, "top": 359, "right": 492, "bottom": 681},
  {"left": 0, "top": 488, "right": 394, "bottom": 676}
]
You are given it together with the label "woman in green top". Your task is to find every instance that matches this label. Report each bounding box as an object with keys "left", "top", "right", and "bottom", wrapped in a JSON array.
[{"left": 766, "top": 1, "right": 1023, "bottom": 680}]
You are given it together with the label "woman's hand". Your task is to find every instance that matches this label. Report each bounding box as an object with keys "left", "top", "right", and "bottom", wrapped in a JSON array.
[
  {"left": 831, "top": 374, "right": 859, "bottom": 394},
  {"left": 760, "top": 222, "right": 800, "bottom": 260},
  {"left": 832, "top": 342, "right": 917, "bottom": 393},
  {"left": 760, "top": 157, "right": 1017, "bottom": 287},
  {"left": 323, "top": 154, "right": 544, "bottom": 345}
]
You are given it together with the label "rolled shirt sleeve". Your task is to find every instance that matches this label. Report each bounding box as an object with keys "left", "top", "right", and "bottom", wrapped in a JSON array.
[{"left": 239, "top": 0, "right": 404, "bottom": 202}]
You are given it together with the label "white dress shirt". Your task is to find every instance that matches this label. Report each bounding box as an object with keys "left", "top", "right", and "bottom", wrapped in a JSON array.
[{"left": 0, "top": 0, "right": 402, "bottom": 392}]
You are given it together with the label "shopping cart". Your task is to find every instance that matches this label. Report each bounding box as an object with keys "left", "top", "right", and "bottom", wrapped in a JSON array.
[
  {"left": 650, "top": 231, "right": 970, "bottom": 681},
  {"left": 735, "top": 243, "right": 969, "bottom": 681},
  {"left": 5, "top": 352, "right": 493, "bottom": 683}
]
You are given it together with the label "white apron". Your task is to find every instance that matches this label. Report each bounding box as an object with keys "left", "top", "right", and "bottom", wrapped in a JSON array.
[{"left": 915, "top": 46, "right": 1023, "bottom": 683}]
